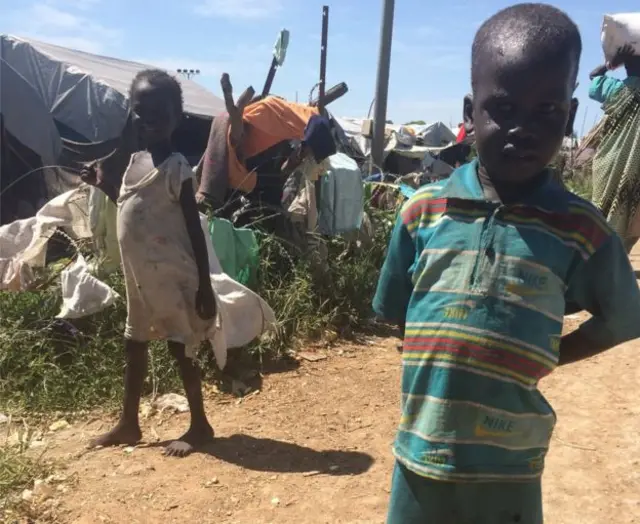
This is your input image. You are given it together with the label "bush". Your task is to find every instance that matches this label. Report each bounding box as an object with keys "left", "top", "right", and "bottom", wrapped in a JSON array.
[{"left": 0, "top": 206, "right": 396, "bottom": 414}]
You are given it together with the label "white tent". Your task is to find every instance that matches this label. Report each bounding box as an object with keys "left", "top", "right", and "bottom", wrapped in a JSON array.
[
  {"left": 334, "top": 117, "right": 457, "bottom": 161},
  {"left": 1, "top": 34, "right": 226, "bottom": 143}
]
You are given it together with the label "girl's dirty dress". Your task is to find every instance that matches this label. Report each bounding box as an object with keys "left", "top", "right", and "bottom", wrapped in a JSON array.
[{"left": 117, "top": 152, "right": 215, "bottom": 356}]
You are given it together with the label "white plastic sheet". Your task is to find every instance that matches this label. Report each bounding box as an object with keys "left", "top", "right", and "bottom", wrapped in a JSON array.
[
  {"left": 57, "top": 254, "right": 120, "bottom": 319},
  {"left": 0, "top": 187, "right": 92, "bottom": 290}
]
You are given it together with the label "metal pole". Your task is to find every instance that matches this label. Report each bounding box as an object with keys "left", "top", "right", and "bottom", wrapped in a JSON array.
[
  {"left": 371, "top": 0, "right": 395, "bottom": 170},
  {"left": 318, "top": 6, "right": 329, "bottom": 113},
  {"left": 262, "top": 56, "right": 279, "bottom": 97}
]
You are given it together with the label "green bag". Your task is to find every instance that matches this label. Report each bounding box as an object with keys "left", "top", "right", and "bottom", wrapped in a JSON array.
[{"left": 208, "top": 217, "right": 259, "bottom": 287}]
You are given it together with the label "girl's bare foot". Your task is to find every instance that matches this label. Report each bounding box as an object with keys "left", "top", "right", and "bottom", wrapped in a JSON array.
[
  {"left": 164, "top": 424, "right": 215, "bottom": 458},
  {"left": 89, "top": 422, "right": 142, "bottom": 449}
]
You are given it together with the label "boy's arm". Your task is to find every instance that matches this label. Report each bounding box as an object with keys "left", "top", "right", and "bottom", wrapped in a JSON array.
[
  {"left": 373, "top": 211, "right": 416, "bottom": 324},
  {"left": 560, "top": 235, "right": 640, "bottom": 366}
]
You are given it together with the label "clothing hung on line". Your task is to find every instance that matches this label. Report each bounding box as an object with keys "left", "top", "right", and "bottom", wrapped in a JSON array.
[{"left": 226, "top": 96, "right": 319, "bottom": 194}]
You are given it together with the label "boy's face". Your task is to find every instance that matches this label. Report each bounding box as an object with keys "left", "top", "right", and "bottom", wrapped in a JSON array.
[
  {"left": 465, "top": 49, "right": 578, "bottom": 183},
  {"left": 131, "top": 79, "right": 179, "bottom": 148}
]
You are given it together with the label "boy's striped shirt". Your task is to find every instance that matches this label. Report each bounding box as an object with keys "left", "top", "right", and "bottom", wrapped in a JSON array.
[{"left": 374, "top": 160, "right": 640, "bottom": 482}]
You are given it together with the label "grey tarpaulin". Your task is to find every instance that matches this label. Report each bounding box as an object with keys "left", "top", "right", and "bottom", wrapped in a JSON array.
[
  {"left": 0, "top": 58, "right": 61, "bottom": 167},
  {"left": 1, "top": 34, "right": 226, "bottom": 142}
]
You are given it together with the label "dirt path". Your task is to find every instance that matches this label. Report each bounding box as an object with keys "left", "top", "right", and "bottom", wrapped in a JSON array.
[{"left": 26, "top": 251, "right": 640, "bottom": 524}]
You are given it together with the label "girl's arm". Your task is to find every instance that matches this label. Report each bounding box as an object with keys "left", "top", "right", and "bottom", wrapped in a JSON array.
[
  {"left": 179, "top": 180, "right": 211, "bottom": 285},
  {"left": 179, "top": 178, "right": 216, "bottom": 320},
  {"left": 589, "top": 64, "right": 608, "bottom": 81}
]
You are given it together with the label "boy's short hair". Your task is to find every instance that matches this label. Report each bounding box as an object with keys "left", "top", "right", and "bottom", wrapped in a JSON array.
[
  {"left": 471, "top": 3, "right": 582, "bottom": 88},
  {"left": 130, "top": 69, "right": 184, "bottom": 116}
]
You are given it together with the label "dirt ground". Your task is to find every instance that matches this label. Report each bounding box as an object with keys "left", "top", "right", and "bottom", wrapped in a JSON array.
[{"left": 18, "top": 251, "right": 640, "bottom": 524}]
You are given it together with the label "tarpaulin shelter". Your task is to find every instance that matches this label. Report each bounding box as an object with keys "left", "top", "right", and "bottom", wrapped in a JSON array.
[{"left": 0, "top": 34, "right": 226, "bottom": 223}]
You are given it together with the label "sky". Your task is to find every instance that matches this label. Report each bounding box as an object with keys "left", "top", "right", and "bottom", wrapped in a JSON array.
[{"left": 2, "top": 0, "right": 638, "bottom": 135}]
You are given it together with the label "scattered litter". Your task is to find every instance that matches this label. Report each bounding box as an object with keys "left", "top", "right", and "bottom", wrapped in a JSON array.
[
  {"left": 30, "top": 440, "right": 47, "bottom": 449},
  {"left": 0, "top": 413, "right": 8, "bottom": 425},
  {"left": 329, "top": 465, "right": 340, "bottom": 472},
  {"left": 204, "top": 477, "right": 220, "bottom": 488},
  {"left": 45, "top": 474, "right": 68, "bottom": 484},
  {"left": 297, "top": 351, "right": 328, "bottom": 362},
  {"left": 33, "top": 479, "right": 54, "bottom": 501},
  {"left": 271, "top": 497, "right": 281, "bottom": 507},
  {"left": 153, "top": 393, "right": 189, "bottom": 414},
  {"left": 49, "top": 420, "right": 70, "bottom": 432},
  {"left": 139, "top": 402, "right": 155, "bottom": 419},
  {"left": 302, "top": 470, "right": 321, "bottom": 477},
  {"left": 22, "top": 489, "right": 33, "bottom": 502},
  {"left": 165, "top": 503, "right": 179, "bottom": 511},
  {"left": 120, "top": 464, "right": 155, "bottom": 476},
  {"left": 123, "top": 446, "right": 136, "bottom": 454}
]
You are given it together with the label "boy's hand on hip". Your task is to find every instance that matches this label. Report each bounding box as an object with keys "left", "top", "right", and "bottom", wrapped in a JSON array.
[{"left": 196, "top": 281, "right": 216, "bottom": 320}]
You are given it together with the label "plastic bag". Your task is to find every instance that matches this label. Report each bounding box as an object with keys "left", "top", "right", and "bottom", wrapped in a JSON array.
[{"left": 602, "top": 13, "right": 640, "bottom": 62}]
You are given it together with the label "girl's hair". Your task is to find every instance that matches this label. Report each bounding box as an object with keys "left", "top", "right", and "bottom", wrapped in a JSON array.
[{"left": 130, "top": 69, "right": 184, "bottom": 116}]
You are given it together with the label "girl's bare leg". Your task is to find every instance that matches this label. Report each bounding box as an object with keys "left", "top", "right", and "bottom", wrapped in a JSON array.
[
  {"left": 164, "top": 341, "right": 214, "bottom": 457},
  {"left": 89, "top": 340, "right": 148, "bottom": 448}
]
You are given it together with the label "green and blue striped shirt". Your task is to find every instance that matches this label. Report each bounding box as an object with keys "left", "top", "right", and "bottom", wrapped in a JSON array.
[{"left": 374, "top": 160, "right": 640, "bottom": 482}]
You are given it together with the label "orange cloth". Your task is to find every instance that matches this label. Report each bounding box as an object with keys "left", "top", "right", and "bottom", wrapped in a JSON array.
[{"left": 227, "top": 96, "right": 319, "bottom": 193}]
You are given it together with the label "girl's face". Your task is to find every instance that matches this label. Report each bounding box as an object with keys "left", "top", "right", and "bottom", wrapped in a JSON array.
[{"left": 130, "top": 79, "right": 179, "bottom": 148}]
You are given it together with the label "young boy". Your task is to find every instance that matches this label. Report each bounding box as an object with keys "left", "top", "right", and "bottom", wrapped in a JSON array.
[
  {"left": 86, "top": 69, "right": 217, "bottom": 457},
  {"left": 374, "top": 4, "right": 640, "bottom": 523}
]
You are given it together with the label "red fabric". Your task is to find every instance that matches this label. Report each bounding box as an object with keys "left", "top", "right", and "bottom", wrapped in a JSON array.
[{"left": 456, "top": 126, "right": 466, "bottom": 143}]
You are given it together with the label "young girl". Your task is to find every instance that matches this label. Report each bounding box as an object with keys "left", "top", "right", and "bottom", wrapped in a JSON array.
[
  {"left": 88, "top": 69, "right": 217, "bottom": 457},
  {"left": 589, "top": 44, "right": 640, "bottom": 253}
]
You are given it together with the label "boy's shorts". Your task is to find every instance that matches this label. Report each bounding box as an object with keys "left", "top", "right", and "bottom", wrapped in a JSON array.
[{"left": 387, "top": 462, "right": 543, "bottom": 524}]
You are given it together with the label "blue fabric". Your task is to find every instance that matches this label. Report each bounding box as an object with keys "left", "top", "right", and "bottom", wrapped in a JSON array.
[
  {"left": 303, "top": 114, "right": 336, "bottom": 163},
  {"left": 318, "top": 153, "right": 364, "bottom": 235},
  {"left": 364, "top": 173, "right": 383, "bottom": 182},
  {"left": 399, "top": 183, "right": 416, "bottom": 199},
  {"left": 589, "top": 75, "right": 626, "bottom": 104},
  {"left": 387, "top": 462, "right": 543, "bottom": 524},
  {"left": 373, "top": 160, "right": 640, "bottom": 482}
]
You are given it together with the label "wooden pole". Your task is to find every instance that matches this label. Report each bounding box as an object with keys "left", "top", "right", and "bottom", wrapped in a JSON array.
[
  {"left": 310, "top": 82, "right": 348, "bottom": 108},
  {"left": 261, "top": 57, "right": 279, "bottom": 97}
]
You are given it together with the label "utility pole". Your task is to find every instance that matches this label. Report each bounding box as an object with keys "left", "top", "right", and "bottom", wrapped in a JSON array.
[
  {"left": 371, "top": 0, "right": 395, "bottom": 171},
  {"left": 176, "top": 69, "right": 201, "bottom": 80},
  {"left": 318, "top": 6, "right": 329, "bottom": 114}
]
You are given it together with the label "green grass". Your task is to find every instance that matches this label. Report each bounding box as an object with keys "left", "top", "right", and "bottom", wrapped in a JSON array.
[
  {"left": 0, "top": 432, "right": 56, "bottom": 523},
  {"left": 564, "top": 166, "right": 593, "bottom": 200},
  {"left": 0, "top": 203, "right": 396, "bottom": 415}
]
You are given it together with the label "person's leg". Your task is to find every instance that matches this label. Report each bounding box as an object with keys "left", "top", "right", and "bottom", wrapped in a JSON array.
[
  {"left": 386, "top": 462, "right": 456, "bottom": 524},
  {"left": 164, "top": 341, "right": 215, "bottom": 457},
  {"left": 457, "top": 478, "right": 543, "bottom": 524},
  {"left": 387, "top": 461, "right": 543, "bottom": 524},
  {"left": 396, "top": 321, "right": 405, "bottom": 353},
  {"left": 89, "top": 340, "right": 148, "bottom": 448},
  {"left": 624, "top": 235, "right": 639, "bottom": 255}
]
